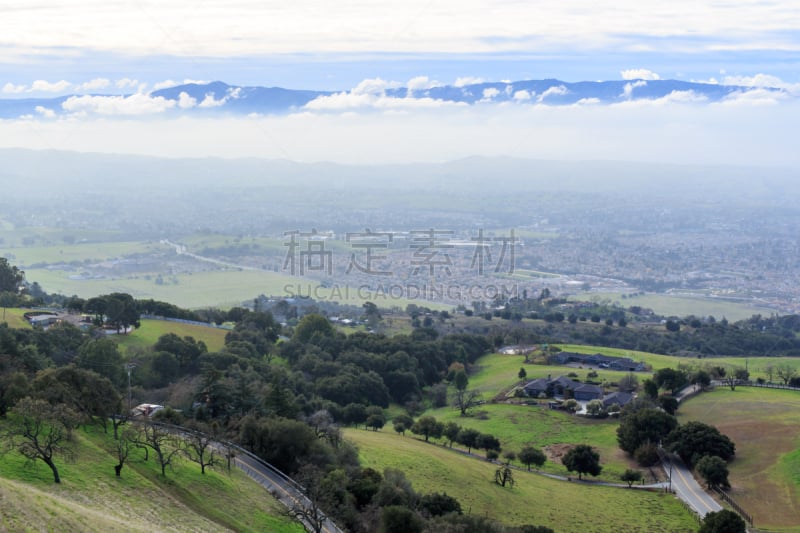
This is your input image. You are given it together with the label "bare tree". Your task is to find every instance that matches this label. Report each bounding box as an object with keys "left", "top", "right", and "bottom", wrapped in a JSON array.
[
  {"left": 452, "top": 388, "right": 483, "bottom": 417},
  {"left": 286, "top": 464, "right": 330, "bottom": 533},
  {"left": 776, "top": 364, "right": 798, "bottom": 385},
  {"left": 112, "top": 427, "right": 136, "bottom": 477},
  {"left": 494, "top": 464, "right": 515, "bottom": 488},
  {"left": 133, "top": 421, "right": 181, "bottom": 476},
  {"left": 4, "top": 398, "right": 79, "bottom": 483},
  {"left": 182, "top": 428, "right": 218, "bottom": 474}
]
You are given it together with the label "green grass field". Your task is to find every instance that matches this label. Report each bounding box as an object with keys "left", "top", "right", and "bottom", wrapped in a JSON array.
[
  {"left": 0, "top": 308, "right": 31, "bottom": 329},
  {"left": 679, "top": 387, "right": 800, "bottom": 531},
  {"left": 4, "top": 240, "right": 166, "bottom": 266},
  {"left": 27, "top": 268, "right": 308, "bottom": 309},
  {"left": 116, "top": 319, "right": 229, "bottom": 353},
  {"left": 427, "top": 403, "right": 633, "bottom": 482},
  {"left": 0, "top": 424, "right": 300, "bottom": 532},
  {"left": 582, "top": 292, "right": 773, "bottom": 322},
  {"left": 345, "top": 428, "right": 697, "bottom": 533},
  {"left": 556, "top": 344, "right": 800, "bottom": 383}
]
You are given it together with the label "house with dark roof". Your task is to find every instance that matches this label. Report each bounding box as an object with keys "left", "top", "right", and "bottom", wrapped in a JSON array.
[
  {"left": 601, "top": 391, "right": 633, "bottom": 408},
  {"left": 573, "top": 383, "right": 604, "bottom": 401}
]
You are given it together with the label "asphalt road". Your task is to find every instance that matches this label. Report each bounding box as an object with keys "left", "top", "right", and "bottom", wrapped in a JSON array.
[
  {"left": 661, "top": 453, "right": 722, "bottom": 518},
  {"left": 234, "top": 452, "right": 344, "bottom": 533}
]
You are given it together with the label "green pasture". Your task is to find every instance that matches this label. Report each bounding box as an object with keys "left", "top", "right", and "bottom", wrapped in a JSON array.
[
  {"left": 27, "top": 268, "right": 309, "bottom": 309},
  {"left": 116, "top": 319, "right": 229, "bottom": 353},
  {"left": 556, "top": 344, "right": 800, "bottom": 382},
  {"left": 3, "top": 240, "right": 167, "bottom": 266},
  {"left": 0, "top": 227, "right": 123, "bottom": 249},
  {"left": 427, "top": 402, "right": 631, "bottom": 482},
  {"left": 0, "top": 308, "right": 31, "bottom": 329},
  {"left": 679, "top": 387, "right": 800, "bottom": 531},
  {"left": 582, "top": 292, "right": 773, "bottom": 322},
  {"left": 469, "top": 352, "right": 634, "bottom": 398},
  {"left": 345, "top": 428, "right": 697, "bottom": 533},
  {"left": 0, "top": 424, "right": 300, "bottom": 532}
]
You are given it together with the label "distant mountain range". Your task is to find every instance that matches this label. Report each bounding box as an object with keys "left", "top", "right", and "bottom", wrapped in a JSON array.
[{"left": 0, "top": 78, "right": 786, "bottom": 118}]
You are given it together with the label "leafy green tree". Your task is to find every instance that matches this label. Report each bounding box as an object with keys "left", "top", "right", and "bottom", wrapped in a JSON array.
[
  {"left": 75, "top": 338, "right": 125, "bottom": 387},
  {"left": 32, "top": 366, "right": 121, "bottom": 433},
  {"left": 562, "top": 398, "right": 580, "bottom": 413},
  {"left": 664, "top": 421, "right": 735, "bottom": 467},
  {"left": 620, "top": 469, "right": 643, "bottom": 487},
  {"left": 699, "top": 510, "right": 746, "bottom": 533},
  {"left": 658, "top": 395, "right": 679, "bottom": 415},
  {"left": 419, "top": 492, "right": 462, "bottom": 517},
  {"left": 476, "top": 433, "right": 501, "bottom": 459},
  {"left": 562, "top": 444, "right": 602, "bottom": 480},
  {"left": 653, "top": 367, "right": 687, "bottom": 395},
  {"left": 411, "top": 416, "right": 443, "bottom": 442},
  {"left": 585, "top": 399, "right": 605, "bottom": 417},
  {"left": 453, "top": 369, "right": 469, "bottom": 391},
  {"left": 0, "top": 258, "right": 25, "bottom": 294},
  {"left": 4, "top": 398, "right": 80, "bottom": 483},
  {"left": 642, "top": 379, "right": 659, "bottom": 399},
  {"left": 442, "top": 421, "right": 461, "bottom": 447},
  {"left": 381, "top": 505, "right": 425, "bottom": 533},
  {"left": 518, "top": 446, "right": 546, "bottom": 471},
  {"left": 293, "top": 313, "right": 335, "bottom": 344},
  {"left": 695, "top": 455, "right": 730, "bottom": 490},
  {"left": 392, "top": 414, "right": 414, "bottom": 435},
  {"left": 456, "top": 427, "right": 481, "bottom": 453},
  {"left": 366, "top": 407, "right": 386, "bottom": 431},
  {"left": 617, "top": 407, "right": 678, "bottom": 455}
]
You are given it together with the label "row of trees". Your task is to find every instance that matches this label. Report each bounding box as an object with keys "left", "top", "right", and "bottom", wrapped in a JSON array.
[{"left": 616, "top": 398, "right": 735, "bottom": 489}]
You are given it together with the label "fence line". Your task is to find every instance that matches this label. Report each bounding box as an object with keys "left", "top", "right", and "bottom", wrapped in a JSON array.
[
  {"left": 141, "top": 314, "right": 233, "bottom": 330},
  {"left": 713, "top": 487, "right": 754, "bottom": 527}
]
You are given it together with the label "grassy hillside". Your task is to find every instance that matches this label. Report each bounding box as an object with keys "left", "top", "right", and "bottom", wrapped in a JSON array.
[
  {"left": 0, "top": 308, "right": 31, "bottom": 330},
  {"left": 0, "top": 425, "right": 301, "bottom": 532},
  {"left": 679, "top": 387, "right": 800, "bottom": 531},
  {"left": 115, "top": 318, "right": 229, "bottom": 353},
  {"left": 345, "top": 428, "right": 698, "bottom": 533}
]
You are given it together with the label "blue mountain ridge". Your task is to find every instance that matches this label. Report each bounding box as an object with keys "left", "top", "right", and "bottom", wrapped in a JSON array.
[{"left": 0, "top": 79, "right": 784, "bottom": 118}]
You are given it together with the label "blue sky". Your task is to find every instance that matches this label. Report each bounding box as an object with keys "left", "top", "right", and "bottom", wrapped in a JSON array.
[{"left": 1, "top": 1, "right": 799, "bottom": 166}]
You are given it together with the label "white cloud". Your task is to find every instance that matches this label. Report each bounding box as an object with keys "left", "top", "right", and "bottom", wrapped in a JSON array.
[
  {"left": 621, "top": 69, "right": 661, "bottom": 81},
  {"left": 178, "top": 92, "right": 197, "bottom": 109},
  {"left": 722, "top": 74, "right": 800, "bottom": 95},
  {"left": 116, "top": 78, "right": 140, "bottom": 89},
  {"left": 303, "top": 91, "right": 464, "bottom": 112},
  {"left": 537, "top": 85, "right": 568, "bottom": 102},
  {"left": 75, "top": 78, "right": 111, "bottom": 91},
  {"left": 152, "top": 79, "right": 209, "bottom": 91},
  {"left": 61, "top": 93, "right": 176, "bottom": 115},
  {"left": 34, "top": 106, "right": 56, "bottom": 118},
  {"left": 454, "top": 76, "right": 484, "bottom": 87},
  {"left": 481, "top": 88, "right": 500, "bottom": 100},
  {"left": 407, "top": 76, "right": 442, "bottom": 94},
  {"left": 3, "top": 98, "right": 799, "bottom": 168},
  {"left": 513, "top": 90, "right": 532, "bottom": 101},
  {"left": 3, "top": 1, "right": 800, "bottom": 57},
  {"left": 621, "top": 80, "right": 648, "bottom": 99},
  {"left": 30, "top": 79, "right": 72, "bottom": 92},
  {"left": 352, "top": 78, "right": 396, "bottom": 95},
  {"left": 198, "top": 93, "right": 228, "bottom": 108},
  {"left": 721, "top": 88, "right": 788, "bottom": 106},
  {"left": 2, "top": 83, "right": 26, "bottom": 94}
]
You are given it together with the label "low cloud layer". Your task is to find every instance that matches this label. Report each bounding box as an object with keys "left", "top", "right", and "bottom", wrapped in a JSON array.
[{"left": 2, "top": 95, "right": 798, "bottom": 169}]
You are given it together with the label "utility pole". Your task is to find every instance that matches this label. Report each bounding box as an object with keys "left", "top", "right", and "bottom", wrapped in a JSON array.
[{"left": 124, "top": 363, "right": 137, "bottom": 412}]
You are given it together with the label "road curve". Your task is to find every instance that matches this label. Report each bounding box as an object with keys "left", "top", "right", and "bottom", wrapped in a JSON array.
[{"left": 661, "top": 453, "right": 722, "bottom": 518}]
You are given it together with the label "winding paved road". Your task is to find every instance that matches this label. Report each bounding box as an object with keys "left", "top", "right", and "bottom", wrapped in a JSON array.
[{"left": 661, "top": 453, "right": 722, "bottom": 518}]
